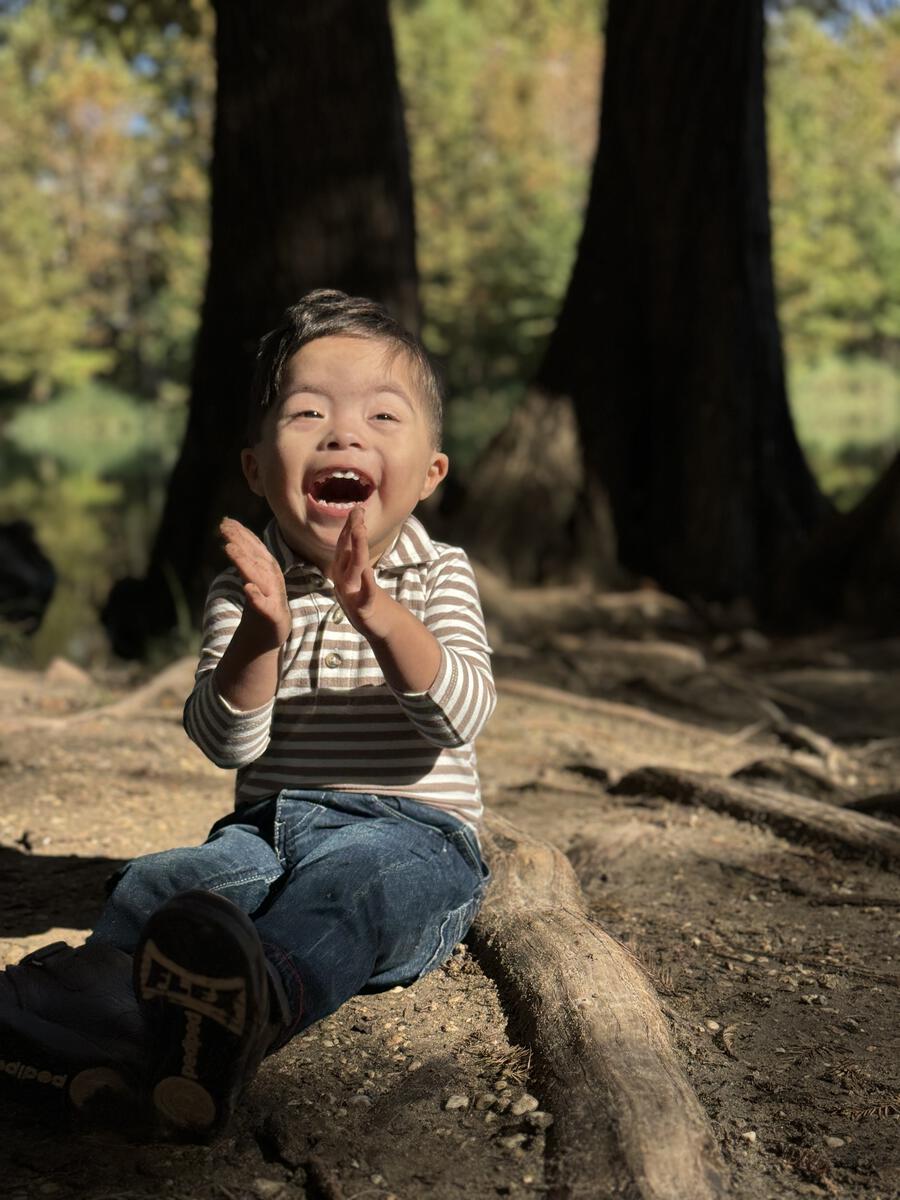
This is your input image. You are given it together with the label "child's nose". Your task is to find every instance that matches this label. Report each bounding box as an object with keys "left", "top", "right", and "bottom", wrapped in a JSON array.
[{"left": 321, "top": 421, "right": 365, "bottom": 450}]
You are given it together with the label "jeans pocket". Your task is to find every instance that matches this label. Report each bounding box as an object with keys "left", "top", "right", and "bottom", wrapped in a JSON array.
[{"left": 274, "top": 794, "right": 327, "bottom": 866}]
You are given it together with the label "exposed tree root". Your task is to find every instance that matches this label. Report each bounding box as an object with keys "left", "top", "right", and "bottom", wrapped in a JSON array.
[
  {"left": 841, "top": 791, "right": 900, "bottom": 818},
  {"left": 471, "top": 560, "right": 695, "bottom": 642},
  {"left": 1, "top": 657, "right": 197, "bottom": 731},
  {"left": 497, "top": 676, "right": 740, "bottom": 744},
  {"left": 469, "top": 812, "right": 727, "bottom": 1200},
  {"left": 730, "top": 757, "right": 845, "bottom": 801},
  {"left": 611, "top": 767, "right": 900, "bottom": 868}
]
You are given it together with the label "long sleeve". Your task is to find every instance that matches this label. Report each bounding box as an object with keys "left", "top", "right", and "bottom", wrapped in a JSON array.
[
  {"left": 182, "top": 569, "right": 276, "bottom": 768},
  {"left": 387, "top": 549, "right": 496, "bottom": 748}
]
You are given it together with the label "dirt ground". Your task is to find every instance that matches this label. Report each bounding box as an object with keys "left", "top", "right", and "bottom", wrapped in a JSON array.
[{"left": 0, "top": 594, "right": 898, "bottom": 1199}]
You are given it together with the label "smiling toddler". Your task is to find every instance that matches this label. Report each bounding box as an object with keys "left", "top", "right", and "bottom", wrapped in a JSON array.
[{"left": 0, "top": 290, "right": 495, "bottom": 1140}]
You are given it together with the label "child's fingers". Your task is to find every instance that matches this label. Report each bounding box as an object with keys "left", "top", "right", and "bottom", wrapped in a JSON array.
[
  {"left": 350, "top": 509, "right": 366, "bottom": 539},
  {"left": 221, "top": 520, "right": 282, "bottom": 588},
  {"left": 349, "top": 506, "right": 369, "bottom": 561},
  {"left": 359, "top": 566, "right": 378, "bottom": 607},
  {"left": 221, "top": 517, "right": 272, "bottom": 564},
  {"left": 334, "top": 512, "right": 359, "bottom": 568},
  {"left": 333, "top": 526, "right": 353, "bottom": 569},
  {"left": 335, "top": 512, "right": 356, "bottom": 558},
  {"left": 339, "top": 507, "right": 358, "bottom": 537},
  {"left": 332, "top": 507, "right": 373, "bottom": 598},
  {"left": 340, "top": 556, "right": 362, "bottom": 593},
  {"left": 220, "top": 516, "right": 260, "bottom": 551}
]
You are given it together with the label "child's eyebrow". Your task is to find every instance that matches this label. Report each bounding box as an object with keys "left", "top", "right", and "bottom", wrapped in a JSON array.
[
  {"left": 372, "top": 383, "right": 416, "bottom": 411},
  {"left": 281, "top": 382, "right": 328, "bottom": 400},
  {"left": 282, "top": 381, "right": 416, "bottom": 411}
]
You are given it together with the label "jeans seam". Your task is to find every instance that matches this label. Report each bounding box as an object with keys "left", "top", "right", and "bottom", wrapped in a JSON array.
[
  {"left": 275, "top": 794, "right": 326, "bottom": 866},
  {"left": 365, "top": 794, "right": 446, "bottom": 837},
  {"left": 417, "top": 896, "right": 478, "bottom": 980},
  {"left": 446, "top": 830, "right": 486, "bottom": 877},
  {"left": 208, "top": 868, "right": 281, "bottom": 891},
  {"left": 263, "top": 944, "right": 305, "bottom": 1045}
]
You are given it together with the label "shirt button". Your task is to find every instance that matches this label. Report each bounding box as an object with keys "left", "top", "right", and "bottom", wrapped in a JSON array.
[
  {"left": 324, "top": 651, "right": 343, "bottom": 668},
  {"left": 332, "top": 607, "right": 344, "bottom": 623}
]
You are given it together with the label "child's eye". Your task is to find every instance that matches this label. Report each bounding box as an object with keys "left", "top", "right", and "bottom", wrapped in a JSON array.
[
  {"left": 374, "top": 412, "right": 399, "bottom": 422},
  {"left": 288, "top": 409, "right": 322, "bottom": 420}
]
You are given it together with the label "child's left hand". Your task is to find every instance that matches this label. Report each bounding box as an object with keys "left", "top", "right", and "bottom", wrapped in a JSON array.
[{"left": 332, "top": 507, "right": 393, "bottom": 639}]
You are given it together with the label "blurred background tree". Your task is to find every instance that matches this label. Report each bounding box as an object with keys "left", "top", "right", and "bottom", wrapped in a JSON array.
[
  {"left": 0, "top": 0, "right": 212, "bottom": 661},
  {"left": 100, "top": 0, "right": 420, "bottom": 658},
  {"left": 2, "top": 0, "right": 900, "bottom": 660}
]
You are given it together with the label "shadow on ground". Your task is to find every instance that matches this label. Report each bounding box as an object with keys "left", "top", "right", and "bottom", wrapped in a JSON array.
[{"left": 0, "top": 848, "right": 124, "bottom": 938}]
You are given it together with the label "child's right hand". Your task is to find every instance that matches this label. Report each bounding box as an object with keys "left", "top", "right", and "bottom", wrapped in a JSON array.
[{"left": 220, "top": 518, "right": 292, "bottom": 648}]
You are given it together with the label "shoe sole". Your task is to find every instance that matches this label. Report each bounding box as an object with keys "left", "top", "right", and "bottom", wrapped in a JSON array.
[
  {"left": 0, "top": 1002, "right": 137, "bottom": 1121},
  {"left": 134, "top": 891, "right": 268, "bottom": 1139}
]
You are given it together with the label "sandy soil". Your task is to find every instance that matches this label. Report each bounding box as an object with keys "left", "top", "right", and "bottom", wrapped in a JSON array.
[{"left": 0, "top": 611, "right": 898, "bottom": 1199}]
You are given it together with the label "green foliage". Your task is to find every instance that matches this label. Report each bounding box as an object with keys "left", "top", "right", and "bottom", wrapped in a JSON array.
[
  {"left": 0, "top": 0, "right": 209, "bottom": 663},
  {"left": 0, "top": 470, "right": 124, "bottom": 662},
  {"left": 0, "top": 383, "right": 186, "bottom": 663},
  {"left": 0, "top": 0, "right": 212, "bottom": 401},
  {"left": 768, "top": 8, "right": 900, "bottom": 361},
  {"left": 0, "top": 3, "right": 114, "bottom": 390},
  {"left": 392, "top": 0, "right": 601, "bottom": 468},
  {"left": 788, "top": 355, "right": 900, "bottom": 507},
  {"left": 768, "top": 9, "right": 900, "bottom": 505},
  {"left": 7, "top": 383, "right": 184, "bottom": 475},
  {"left": 771, "top": 1, "right": 900, "bottom": 18}
]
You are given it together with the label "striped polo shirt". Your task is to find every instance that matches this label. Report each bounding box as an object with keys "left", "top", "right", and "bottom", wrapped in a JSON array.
[{"left": 183, "top": 514, "right": 496, "bottom": 832}]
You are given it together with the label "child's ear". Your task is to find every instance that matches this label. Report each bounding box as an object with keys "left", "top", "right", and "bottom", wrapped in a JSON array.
[
  {"left": 419, "top": 452, "right": 449, "bottom": 501},
  {"left": 241, "top": 447, "right": 265, "bottom": 497}
]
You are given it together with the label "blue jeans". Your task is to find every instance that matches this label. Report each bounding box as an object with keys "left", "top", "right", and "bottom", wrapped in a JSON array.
[{"left": 89, "top": 790, "right": 491, "bottom": 1043}]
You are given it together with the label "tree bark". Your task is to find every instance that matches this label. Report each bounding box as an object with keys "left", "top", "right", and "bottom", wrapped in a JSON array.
[
  {"left": 471, "top": 812, "right": 727, "bottom": 1200},
  {"left": 446, "top": 387, "right": 620, "bottom": 585},
  {"left": 103, "top": 0, "right": 418, "bottom": 656},
  {"left": 543, "top": 0, "right": 828, "bottom": 607},
  {"left": 772, "top": 450, "right": 900, "bottom": 631}
]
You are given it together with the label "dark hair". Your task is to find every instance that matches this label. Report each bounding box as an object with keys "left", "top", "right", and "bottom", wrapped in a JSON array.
[{"left": 246, "top": 289, "right": 443, "bottom": 447}]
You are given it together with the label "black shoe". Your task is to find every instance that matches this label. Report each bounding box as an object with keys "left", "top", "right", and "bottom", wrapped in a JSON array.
[
  {"left": 0, "top": 941, "right": 145, "bottom": 1123},
  {"left": 134, "top": 890, "right": 281, "bottom": 1140}
]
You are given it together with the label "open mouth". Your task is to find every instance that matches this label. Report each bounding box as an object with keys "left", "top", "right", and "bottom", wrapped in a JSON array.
[{"left": 306, "top": 468, "right": 376, "bottom": 510}]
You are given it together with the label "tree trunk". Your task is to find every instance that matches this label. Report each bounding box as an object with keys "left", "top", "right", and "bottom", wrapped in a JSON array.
[
  {"left": 548, "top": 0, "right": 828, "bottom": 607},
  {"left": 459, "top": 0, "right": 828, "bottom": 604},
  {"left": 103, "top": 0, "right": 417, "bottom": 656},
  {"left": 446, "top": 387, "right": 620, "bottom": 585},
  {"left": 773, "top": 450, "right": 900, "bottom": 631}
]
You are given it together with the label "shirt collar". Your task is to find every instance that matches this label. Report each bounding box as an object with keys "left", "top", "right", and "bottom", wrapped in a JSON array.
[{"left": 262, "top": 513, "right": 439, "bottom": 581}]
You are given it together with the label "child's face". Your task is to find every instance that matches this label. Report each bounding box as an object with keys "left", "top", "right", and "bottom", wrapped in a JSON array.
[{"left": 242, "top": 335, "right": 448, "bottom": 572}]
